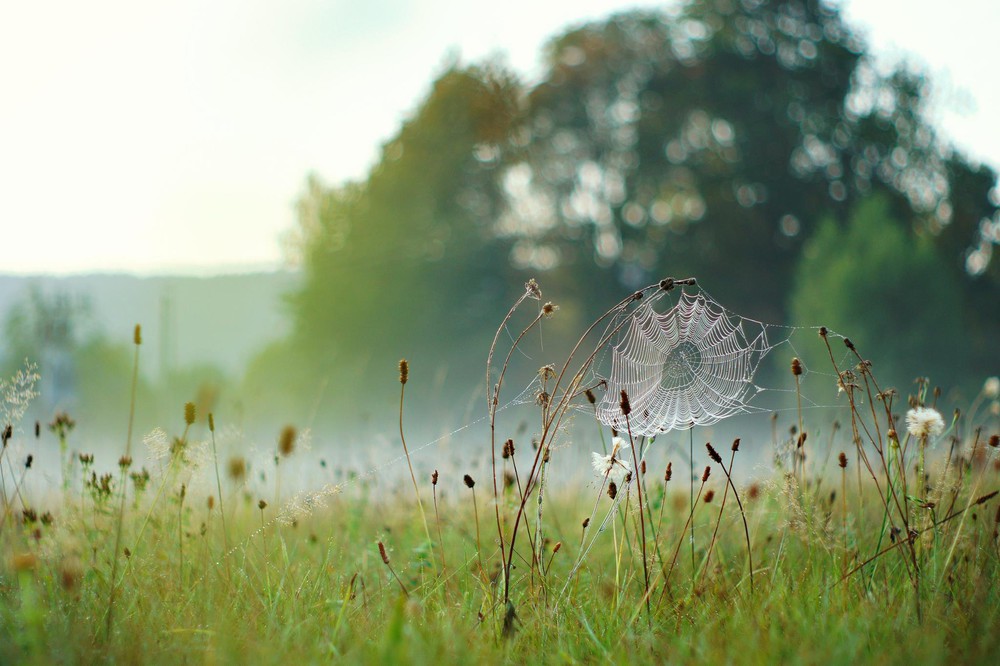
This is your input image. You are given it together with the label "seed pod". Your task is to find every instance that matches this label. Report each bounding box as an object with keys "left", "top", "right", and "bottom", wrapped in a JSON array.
[
  {"left": 378, "top": 541, "right": 390, "bottom": 564},
  {"left": 619, "top": 390, "right": 631, "bottom": 417}
]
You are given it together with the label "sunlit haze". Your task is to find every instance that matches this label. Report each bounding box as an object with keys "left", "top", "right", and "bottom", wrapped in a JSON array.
[{"left": 1, "top": 0, "right": 997, "bottom": 275}]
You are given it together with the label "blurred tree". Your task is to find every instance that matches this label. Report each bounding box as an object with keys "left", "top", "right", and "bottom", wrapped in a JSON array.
[
  {"left": 503, "top": 0, "right": 998, "bottom": 328},
  {"left": 282, "top": 61, "right": 524, "bottom": 418},
  {"left": 282, "top": 0, "right": 998, "bottom": 418},
  {"left": 789, "top": 195, "right": 968, "bottom": 387},
  {"left": 1, "top": 286, "right": 88, "bottom": 410}
]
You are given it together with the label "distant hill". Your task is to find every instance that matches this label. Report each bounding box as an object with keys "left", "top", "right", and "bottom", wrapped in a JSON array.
[{"left": 0, "top": 271, "right": 300, "bottom": 379}]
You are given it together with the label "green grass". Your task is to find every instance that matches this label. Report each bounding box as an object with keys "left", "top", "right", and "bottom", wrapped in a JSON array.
[{"left": 2, "top": 425, "right": 1000, "bottom": 664}]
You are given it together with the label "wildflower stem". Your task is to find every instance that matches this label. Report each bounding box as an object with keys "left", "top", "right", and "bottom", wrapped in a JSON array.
[
  {"left": 398, "top": 367, "right": 433, "bottom": 570},
  {"left": 209, "top": 415, "right": 231, "bottom": 582},
  {"left": 105, "top": 324, "right": 140, "bottom": 640},
  {"left": 625, "top": 414, "right": 650, "bottom": 617}
]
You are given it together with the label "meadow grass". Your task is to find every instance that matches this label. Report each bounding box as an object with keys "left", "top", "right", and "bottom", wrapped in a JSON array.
[
  {"left": 2, "top": 417, "right": 999, "bottom": 664},
  {"left": 2, "top": 280, "right": 1000, "bottom": 664}
]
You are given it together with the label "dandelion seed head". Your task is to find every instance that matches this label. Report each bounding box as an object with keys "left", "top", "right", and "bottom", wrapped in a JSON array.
[{"left": 906, "top": 406, "right": 945, "bottom": 439}]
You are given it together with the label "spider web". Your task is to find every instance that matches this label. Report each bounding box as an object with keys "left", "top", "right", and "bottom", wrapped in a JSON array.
[{"left": 594, "top": 288, "right": 779, "bottom": 436}]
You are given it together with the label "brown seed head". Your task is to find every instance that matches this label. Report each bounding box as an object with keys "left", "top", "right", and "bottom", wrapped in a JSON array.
[
  {"left": 732, "top": 438, "right": 741, "bottom": 452},
  {"left": 228, "top": 456, "right": 247, "bottom": 482},
  {"left": 665, "top": 462, "right": 672, "bottom": 482},
  {"left": 791, "top": 357, "right": 803, "bottom": 377},
  {"left": 582, "top": 517, "right": 590, "bottom": 529},
  {"left": 378, "top": 541, "right": 390, "bottom": 564},
  {"left": 184, "top": 402, "right": 196, "bottom": 426},
  {"left": 60, "top": 558, "right": 83, "bottom": 592},
  {"left": 838, "top": 452, "right": 848, "bottom": 469},
  {"left": 584, "top": 389, "right": 596, "bottom": 405},
  {"left": 887, "top": 429, "right": 898, "bottom": 442},
  {"left": 207, "top": 495, "right": 215, "bottom": 510},
  {"left": 399, "top": 359, "right": 409, "bottom": 385},
  {"left": 34, "top": 421, "right": 40, "bottom": 438},
  {"left": 463, "top": 474, "right": 475, "bottom": 489},
  {"left": 525, "top": 278, "right": 541, "bottom": 299},
  {"left": 974, "top": 490, "right": 999, "bottom": 506},
  {"left": 257, "top": 499, "right": 267, "bottom": 510},
  {"left": 797, "top": 432, "right": 807, "bottom": 448},
  {"left": 553, "top": 541, "right": 562, "bottom": 554},
  {"left": 619, "top": 390, "right": 631, "bottom": 416},
  {"left": 25, "top": 455, "right": 33, "bottom": 469},
  {"left": 659, "top": 278, "right": 674, "bottom": 291},
  {"left": 431, "top": 470, "right": 439, "bottom": 486},
  {"left": 133, "top": 324, "right": 142, "bottom": 345},
  {"left": 118, "top": 455, "right": 132, "bottom": 469},
  {"left": 988, "top": 434, "right": 999, "bottom": 448},
  {"left": 704, "top": 489, "right": 715, "bottom": 503},
  {"left": 844, "top": 338, "right": 855, "bottom": 351},
  {"left": 706, "top": 443, "right": 722, "bottom": 464},
  {"left": 208, "top": 413, "right": 215, "bottom": 433},
  {"left": 608, "top": 481, "right": 618, "bottom": 500},
  {"left": 542, "top": 302, "right": 557, "bottom": 316},
  {"left": 278, "top": 425, "right": 297, "bottom": 457},
  {"left": 640, "top": 460, "right": 646, "bottom": 475},
  {"left": 818, "top": 326, "right": 827, "bottom": 337},
  {"left": 12, "top": 552, "right": 38, "bottom": 572},
  {"left": 702, "top": 466, "right": 711, "bottom": 483}
]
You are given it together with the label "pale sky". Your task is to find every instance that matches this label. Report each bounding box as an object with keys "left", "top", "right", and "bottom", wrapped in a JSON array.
[{"left": 1, "top": 0, "right": 997, "bottom": 276}]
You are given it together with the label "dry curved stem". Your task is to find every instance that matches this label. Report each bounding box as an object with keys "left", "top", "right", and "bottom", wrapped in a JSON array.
[
  {"left": 502, "top": 279, "right": 698, "bottom": 609},
  {"left": 701, "top": 444, "right": 754, "bottom": 595},
  {"left": 501, "top": 281, "right": 675, "bottom": 606},
  {"left": 486, "top": 282, "right": 543, "bottom": 588},
  {"left": 834, "top": 489, "right": 998, "bottom": 587}
]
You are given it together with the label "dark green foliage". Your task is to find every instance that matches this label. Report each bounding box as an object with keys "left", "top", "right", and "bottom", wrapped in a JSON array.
[
  {"left": 789, "top": 195, "right": 967, "bottom": 386},
  {"left": 512, "top": 0, "right": 995, "bottom": 322}
]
